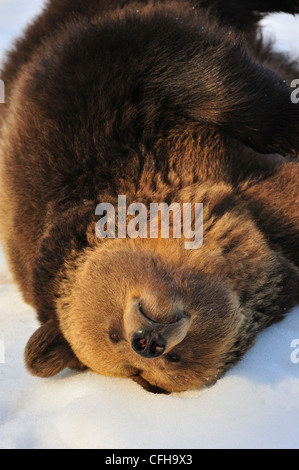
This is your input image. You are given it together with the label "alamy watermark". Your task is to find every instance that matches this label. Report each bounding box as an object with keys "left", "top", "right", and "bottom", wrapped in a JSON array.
[
  {"left": 290, "top": 339, "right": 299, "bottom": 364},
  {"left": 0, "top": 339, "right": 5, "bottom": 364},
  {"left": 291, "top": 79, "right": 299, "bottom": 104},
  {"left": 0, "top": 79, "right": 5, "bottom": 104},
  {"left": 95, "top": 196, "right": 203, "bottom": 250}
]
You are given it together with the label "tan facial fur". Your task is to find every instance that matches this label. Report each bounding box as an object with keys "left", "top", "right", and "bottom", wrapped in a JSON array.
[{"left": 56, "top": 236, "right": 246, "bottom": 393}]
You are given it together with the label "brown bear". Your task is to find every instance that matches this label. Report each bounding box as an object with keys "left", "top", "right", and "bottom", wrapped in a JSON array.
[{"left": 0, "top": 0, "right": 298, "bottom": 393}]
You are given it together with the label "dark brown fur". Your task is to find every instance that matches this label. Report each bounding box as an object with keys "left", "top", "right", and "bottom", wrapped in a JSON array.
[{"left": 0, "top": 0, "right": 298, "bottom": 393}]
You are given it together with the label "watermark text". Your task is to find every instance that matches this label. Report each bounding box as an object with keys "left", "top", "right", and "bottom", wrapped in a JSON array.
[
  {"left": 291, "top": 79, "right": 299, "bottom": 104},
  {"left": 290, "top": 339, "right": 299, "bottom": 364},
  {"left": 95, "top": 196, "right": 203, "bottom": 250},
  {"left": 0, "top": 79, "right": 5, "bottom": 104}
]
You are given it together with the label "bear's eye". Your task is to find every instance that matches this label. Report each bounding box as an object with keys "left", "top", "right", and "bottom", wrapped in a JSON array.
[
  {"left": 166, "top": 353, "right": 181, "bottom": 363},
  {"left": 138, "top": 302, "right": 146, "bottom": 316},
  {"left": 109, "top": 332, "right": 121, "bottom": 343}
]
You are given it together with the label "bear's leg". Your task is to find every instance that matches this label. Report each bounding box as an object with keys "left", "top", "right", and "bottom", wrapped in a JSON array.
[{"left": 167, "top": 41, "right": 299, "bottom": 155}]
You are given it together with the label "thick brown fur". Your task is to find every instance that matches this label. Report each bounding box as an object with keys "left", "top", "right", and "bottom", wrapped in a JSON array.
[{"left": 0, "top": 0, "right": 298, "bottom": 393}]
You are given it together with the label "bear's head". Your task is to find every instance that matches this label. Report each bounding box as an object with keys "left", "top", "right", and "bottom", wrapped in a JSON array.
[{"left": 25, "top": 235, "right": 250, "bottom": 393}]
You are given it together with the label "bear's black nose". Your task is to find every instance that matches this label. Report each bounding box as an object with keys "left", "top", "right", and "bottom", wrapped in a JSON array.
[{"left": 131, "top": 329, "right": 166, "bottom": 358}]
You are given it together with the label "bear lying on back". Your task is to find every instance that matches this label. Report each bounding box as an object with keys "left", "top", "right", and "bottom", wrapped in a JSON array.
[{"left": 0, "top": 0, "right": 299, "bottom": 393}]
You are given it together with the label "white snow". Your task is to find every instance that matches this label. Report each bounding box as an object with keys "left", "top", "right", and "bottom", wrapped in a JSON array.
[
  {"left": 0, "top": 0, "right": 44, "bottom": 66},
  {"left": 0, "top": 2, "right": 299, "bottom": 450},
  {"left": 261, "top": 13, "right": 299, "bottom": 55}
]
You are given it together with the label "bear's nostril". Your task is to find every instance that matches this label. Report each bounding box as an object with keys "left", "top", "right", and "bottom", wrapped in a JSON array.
[
  {"left": 131, "top": 331, "right": 147, "bottom": 353},
  {"left": 135, "top": 337, "right": 147, "bottom": 351},
  {"left": 149, "top": 339, "right": 166, "bottom": 356}
]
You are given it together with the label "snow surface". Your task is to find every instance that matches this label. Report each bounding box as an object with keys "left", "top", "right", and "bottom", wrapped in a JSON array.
[{"left": 0, "top": 2, "right": 299, "bottom": 450}]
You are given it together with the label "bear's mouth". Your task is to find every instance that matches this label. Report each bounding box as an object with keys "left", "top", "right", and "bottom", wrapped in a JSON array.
[{"left": 131, "top": 372, "right": 170, "bottom": 394}]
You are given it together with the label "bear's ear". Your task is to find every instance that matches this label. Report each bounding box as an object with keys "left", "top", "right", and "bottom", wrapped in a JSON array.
[{"left": 25, "top": 320, "right": 86, "bottom": 377}]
